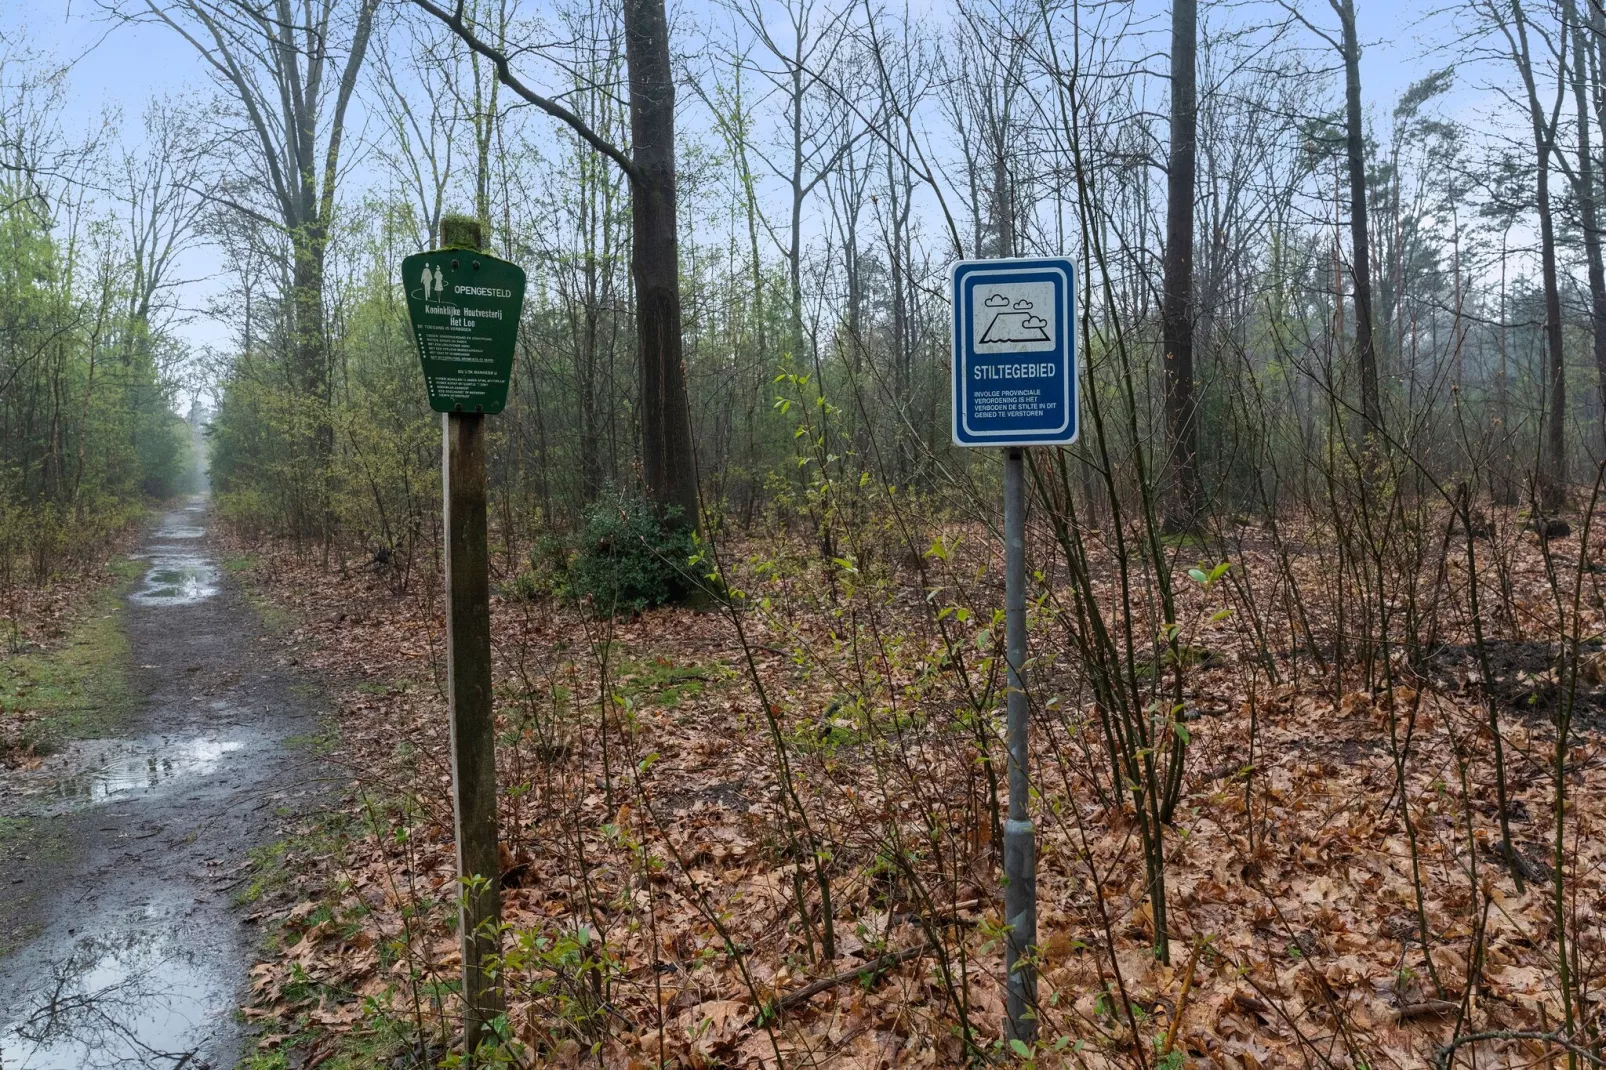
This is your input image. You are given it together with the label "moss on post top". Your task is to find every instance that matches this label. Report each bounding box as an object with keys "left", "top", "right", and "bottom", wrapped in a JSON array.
[{"left": 440, "top": 214, "right": 485, "bottom": 252}]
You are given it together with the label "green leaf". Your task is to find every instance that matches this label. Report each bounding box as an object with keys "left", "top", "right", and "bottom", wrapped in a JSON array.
[
  {"left": 1209, "top": 608, "right": 1234, "bottom": 623},
  {"left": 1010, "top": 1039, "right": 1031, "bottom": 1057},
  {"left": 1188, "top": 567, "right": 1208, "bottom": 584}
]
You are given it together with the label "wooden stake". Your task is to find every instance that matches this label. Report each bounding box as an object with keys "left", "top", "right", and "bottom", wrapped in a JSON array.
[
  {"left": 1161, "top": 936, "right": 1205, "bottom": 1058},
  {"left": 444, "top": 410, "right": 504, "bottom": 1054}
]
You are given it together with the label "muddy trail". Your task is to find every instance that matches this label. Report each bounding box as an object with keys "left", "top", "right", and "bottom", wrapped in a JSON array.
[{"left": 0, "top": 496, "right": 324, "bottom": 1069}]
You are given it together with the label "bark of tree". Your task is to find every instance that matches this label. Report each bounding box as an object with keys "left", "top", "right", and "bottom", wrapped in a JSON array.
[
  {"left": 1333, "top": 0, "right": 1383, "bottom": 437},
  {"left": 623, "top": 0, "right": 700, "bottom": 528},
  {"left": 1574, "top": 0, "right": 1606, "bottom": 452},
  {"left": 1501, "top": 0, "right": 1567, "bottom": 509},
  {"left": 1536, "top": 143, "right": 1568, "bottom": 510},
  {"left": 1574, "top": 46, "right": 1606, "bottom": 454},
  {"left": 1162, "top": 0, "right": 1200, "bottom": 530}
]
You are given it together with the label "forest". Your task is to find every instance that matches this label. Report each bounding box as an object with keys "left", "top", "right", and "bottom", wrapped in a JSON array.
[{"left": 5, "top": 0, "right": 1606, "bottom": 1066}]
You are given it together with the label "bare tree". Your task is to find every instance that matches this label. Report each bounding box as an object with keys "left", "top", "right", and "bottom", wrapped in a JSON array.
[
  {"left": 1163, "top": 0, "right": 1200, "bottom": 528},
  {"left": 1557, "top": 0, "right": 1606, "bottom": 452},
  {"left": 369, "top": 13, "right": 463, "bottom": 248},
  {"left": 1489, "top": 0, "right": 1568, "bottom": 508},
  {"left": 728, "top": 0, "right": 860, "bottom": 361},
  {"left": 115, "top": 99, "right": 210, "bottom": 334},
  {"left": 133, "top": 0, "right": 379, "bottom": 408},
  {"left": 411, "top": 0, "right": 701, "bottom": 530},
  {"left": 1334, "top": 0, "right": 1382, "bottom": 436}
]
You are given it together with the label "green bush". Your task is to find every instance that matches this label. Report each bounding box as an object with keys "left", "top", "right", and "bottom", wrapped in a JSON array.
[
  {"left": 566, "top": 493, "right": 696, "bottom": 613},
  {"left": 216, "top": 488, "right": 276, "bottom": 543},
  {"left": 508, "top": 531, "right": 571, "bottom": 602}
]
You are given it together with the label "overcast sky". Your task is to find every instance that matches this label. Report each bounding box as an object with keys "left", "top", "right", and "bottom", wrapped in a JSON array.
[{"left": 7, "top": 0, "right": 1470, "bottom": 364}]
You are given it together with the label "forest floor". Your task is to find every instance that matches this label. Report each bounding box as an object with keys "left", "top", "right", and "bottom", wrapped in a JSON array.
[
  {"left": 214, "top": 510, "right": 1606, "bottom": 1070},
  {"left": 0, "top": 496, "right": 328, "bottom": 1069}
]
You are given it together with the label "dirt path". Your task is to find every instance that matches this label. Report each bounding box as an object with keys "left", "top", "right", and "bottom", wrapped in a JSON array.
[{"left": 0, "top": 496, "right": 323, "bottom": 1069}]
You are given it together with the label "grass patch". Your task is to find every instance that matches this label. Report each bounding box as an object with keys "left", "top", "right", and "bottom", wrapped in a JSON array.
[
  {"left": 616, "top": 655, "right": 730, "bottom": 709},
  {"left": 247, "top": 591, "right": 297, "bottom": 635},
  {"left": 789, "top": 697, "right": 927, "bottom": 753},
  {"left": 236, "top": 803, "right": 360, "bottom": 912},
  {"left": 237, "top": 837, "right": 296, "bottom": 908},
  {"left": 0, "top": 559, "right": 140, "bottom": 757},
  {"left": 1160, "top": 530, "right": 1211, "bottom": 552},
  {"left": 223, "top": 558, "right": 296, "bottom": 634},
  {"left": 0, "top": 815, "right": 31, "bottom": 843},
  {"left": 283, "top": 728, "right": 338, "bottom": 756},
  {"left": 242, "top": 1030, "right": 413, "bottom": 1070}
]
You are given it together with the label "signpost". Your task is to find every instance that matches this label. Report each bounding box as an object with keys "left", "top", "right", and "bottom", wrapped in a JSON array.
[
  {"left": 951, "top": 256, "right": 1078, "bottom": 1044},
  {"left": 404, "top": 217, "right": 526, "bottom": 1056},
  {"left": 402, "top": 244, "right": 525, "bottom": 415}
]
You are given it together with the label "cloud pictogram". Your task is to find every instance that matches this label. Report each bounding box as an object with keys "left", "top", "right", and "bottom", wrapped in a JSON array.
[
  {"left": 1014, "top": 300, "right": 1033, "bottom": 310},
  {"left": 984, "top": 293, "right": 1010, "bottom": 307},
  {"left": 980, "top": 309, "right": 1052, "bottom": 344}
]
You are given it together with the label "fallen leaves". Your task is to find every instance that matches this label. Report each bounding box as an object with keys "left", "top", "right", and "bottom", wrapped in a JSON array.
[{"left": 218, "top": 520, "right": 1606, "bottom": 1068}]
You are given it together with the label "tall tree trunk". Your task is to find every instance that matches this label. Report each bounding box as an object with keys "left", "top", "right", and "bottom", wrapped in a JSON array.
[
  {"left": 992, "top": 137, "right": 1014, "bottom": 257},
  {"left": 623, "top": 0, "right": 700, "bottom": 530},
  {"left": 1497, "top": 230, "right": 1517, "bottom": 505},
  {"left": 291, "top": 227, "right": 327, "bottom": 401},
  {"left": 1335, "top": 0, "right": 1382, "bottom": 436},
  {"left": 789, "top": 62, "right": 806, "bottom": 357},
  {"left": 291, "top": 223, "right": 331, "bottom": 550},
  {"left": 1162, "top": 0, "right": 1200, "bottom": 530},
  {"left": 1579, "top": 0, "right": 1606, "bottom": 450},
  {"left": 1537, "top": 147, "right": 1568, "bottom": 508},
  {"left": 1505, "top": 0, "right": 1567, "bottom": 508}
]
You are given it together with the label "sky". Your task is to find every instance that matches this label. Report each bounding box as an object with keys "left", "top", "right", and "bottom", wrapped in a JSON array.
[{"left": 4, "top": 0, "right": 1475, "bottom": 363}]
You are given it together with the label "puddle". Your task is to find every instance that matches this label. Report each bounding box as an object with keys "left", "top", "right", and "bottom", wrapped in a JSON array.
[
  {"left": 1, "top": 736, "right": 245, "bottom": 813},
  {"left": 0, "top": 491, "right": 248, "bottom": 1067},
  {"left": 0, "top": 910, "right": 231, "bottom": 1068},
  {"left": 131, "top": 501, "right": 217, "bottom": 606},
  {"left": 129, "top": 553, "right": 218, "bottom": 607}
]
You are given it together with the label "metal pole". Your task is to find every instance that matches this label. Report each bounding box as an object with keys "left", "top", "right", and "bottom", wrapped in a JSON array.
[
  {"left": 1003, "top": 446, "right": 1038, "bottom": 1042},
  {"left": 444, "top": 410, "right": 504, "bottom": 1056}
]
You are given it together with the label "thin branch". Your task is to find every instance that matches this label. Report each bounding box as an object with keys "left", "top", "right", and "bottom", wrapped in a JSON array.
[{"left": 407, "top": 0, "right": 642, "bottom": 183}]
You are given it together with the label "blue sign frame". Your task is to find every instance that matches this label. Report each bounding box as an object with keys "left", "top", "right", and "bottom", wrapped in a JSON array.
[{"left": 951, "top": 257, "right": 1078, "bottom": 447}]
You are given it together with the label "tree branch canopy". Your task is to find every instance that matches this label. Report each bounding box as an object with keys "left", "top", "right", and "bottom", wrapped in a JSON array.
[{"left": 406, "top": 0, "right": 642, "bottom": 184}]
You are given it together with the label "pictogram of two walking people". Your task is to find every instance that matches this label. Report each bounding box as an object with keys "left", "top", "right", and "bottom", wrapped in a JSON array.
[{"left": 420, "top": 262, "right": 446, "bottom": 301}]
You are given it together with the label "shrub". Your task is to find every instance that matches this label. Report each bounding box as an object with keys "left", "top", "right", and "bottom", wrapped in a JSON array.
[
  {"left": 216, "top": 488, "right": 276, "bottom": 543},
  {"left": 566, "top": 493, "right": 696, "bottom": 613},
  {"left": 508, "top": 532, "right": 571, "bottom": 602}
]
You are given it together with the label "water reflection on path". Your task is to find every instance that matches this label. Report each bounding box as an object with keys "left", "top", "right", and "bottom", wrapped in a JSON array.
[
  {"left": 130, "top": 498, "right": 218, "bottom": 607},
  {"left": 0, "top": 733, "right": 246, "bottom": 814},
  {"left": 0, "top": 908, "right": 229, "bottom": 1069},
  {"left": 0, "top": 494, "right": 248, "bottom": 1068}
]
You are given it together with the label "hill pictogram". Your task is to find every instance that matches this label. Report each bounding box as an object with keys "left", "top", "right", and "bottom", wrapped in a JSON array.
[{"left": 979, "top": 294, "right": 1050, "bottom": 344}]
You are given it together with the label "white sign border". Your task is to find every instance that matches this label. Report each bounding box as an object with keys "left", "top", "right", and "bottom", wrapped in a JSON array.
[{"left": 951, "top": 257, "right": 1079, "bottom": 448}]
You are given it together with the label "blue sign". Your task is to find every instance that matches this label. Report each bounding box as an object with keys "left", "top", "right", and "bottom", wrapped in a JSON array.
[{"left": 951, "top": 257, "right": 1078, "bottom": 447}]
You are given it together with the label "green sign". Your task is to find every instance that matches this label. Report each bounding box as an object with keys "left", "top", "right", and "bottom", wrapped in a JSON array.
[{"left": 403, "top": 248, "right": 526, "bottom": 414}]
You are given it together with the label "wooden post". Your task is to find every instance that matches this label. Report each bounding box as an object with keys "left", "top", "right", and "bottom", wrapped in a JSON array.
[{"left": 443, "top": 408, "right": 504, "bottom": 1054}]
